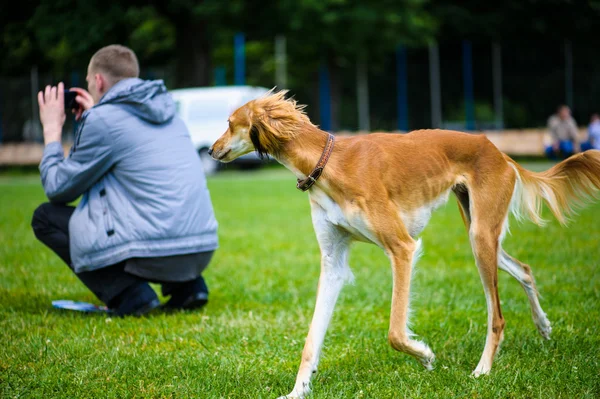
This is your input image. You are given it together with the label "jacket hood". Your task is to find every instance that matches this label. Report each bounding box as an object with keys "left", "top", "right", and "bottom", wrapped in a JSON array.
[{"left": 97, "top": 78, "right": 176, "bottom": 124}]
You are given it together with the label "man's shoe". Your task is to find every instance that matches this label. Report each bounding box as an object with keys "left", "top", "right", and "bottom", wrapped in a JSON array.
[
  {"left": 129, "top": 298, "right": 161, "bottom": 316},
  {"left": 163, "top": 291, "right": 208, "bottom": 311},
  {"left": 161, "top": 276, "right": 209, "bottom": 311},
  {"left": 111, "top": 283, "right": 161, "bottom": 317}
]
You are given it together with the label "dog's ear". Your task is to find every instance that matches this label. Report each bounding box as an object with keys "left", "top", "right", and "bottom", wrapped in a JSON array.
[
  {"left": 249, "top": 124, "right": 268, "bottom": 159},
  {"left": 246, "top": 103, "right": 269, "bottom": 159}
]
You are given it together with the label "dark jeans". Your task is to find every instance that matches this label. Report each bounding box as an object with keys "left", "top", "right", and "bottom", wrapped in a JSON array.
[
  {"left": 545, "top": 140, "right": 574, "bottom": 160},
  {"left": 31, "top": 202, "right": 209, "bottom": 307}
]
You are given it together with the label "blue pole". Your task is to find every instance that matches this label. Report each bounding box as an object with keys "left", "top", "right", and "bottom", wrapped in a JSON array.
[
  {"left": 234, "top": 33, "right": 246, "bottom": 86},
  {"left": 70, "top": 71, "right": 80, "bottom": 88},
  {"left": 396, "top": 46, "right": 408, "bottom": 132},
  {"left": 319, "top": 64, "right": 332, "bottom": 132},
  {"left": 214, "top": 67, "right": 226, "bottom": 86},
  {"left": 462, "top": 40, "right": 475, "bottom": 131}
]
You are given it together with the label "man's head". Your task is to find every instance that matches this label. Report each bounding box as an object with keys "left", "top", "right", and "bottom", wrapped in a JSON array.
[
  {"left": 557, "top": 105, "right": 571, "bottom": 120},
  {"left": 86, "top": 45, "right": 139, "bottom": 103},
  {"left": 591, "top": 113, "right": 600, "bottom": 123}
]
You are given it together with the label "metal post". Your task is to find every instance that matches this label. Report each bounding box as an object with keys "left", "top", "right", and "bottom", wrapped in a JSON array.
[
  {"left": 71, "top": 70, "right": 80, "bottom": 87},
  {"left": 31, "top": 65, "right": 39, "bottom": 124},
  {"left": 356, "top": 56, "right": 370, "bottom": 132},
  {"left": 214, "top": 66, "right": 226, "bottom": 86},
  {"left": 462, "top": 40, "right": 475, "bottom": 131},
  {"left": 234, "top": 33, "right": 246, "bottom": 86},
  {"left": 565, "top": 39, "right": 573, "bottom": 109},
  {"left": 275, "top": 35, "right": 287, "bottom": 90},
  {"left": 319, "top": 64, "right": 332, "bottom": 132},
  {"left": 0, "top": 85, "right": 3, "bottom": 144},
  {"left": 492, "top": 42, "right": 504, "bottom": 130},
  {"left": 428, "top": 43, "right": 442, "bottom": 128},
  {"left": 30, "top": 66, "right": 41, "bottom": 142},
  {"left": 396, "top": 46, "right": 408, "bottom": 132}
]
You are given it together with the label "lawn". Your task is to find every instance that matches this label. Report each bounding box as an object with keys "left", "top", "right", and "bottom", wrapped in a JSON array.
[{"left": 1, "top": 163, "right": 599, "bottom": 398}]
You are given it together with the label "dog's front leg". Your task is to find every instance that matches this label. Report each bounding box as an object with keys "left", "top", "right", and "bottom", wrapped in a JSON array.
[{"left": 278, "top": 207, "right": 352, "bottom": 399}]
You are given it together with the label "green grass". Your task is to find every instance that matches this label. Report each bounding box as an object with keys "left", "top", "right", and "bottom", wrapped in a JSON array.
[{"left": 1, "top": 163, "right": 599, "bottom": 398}]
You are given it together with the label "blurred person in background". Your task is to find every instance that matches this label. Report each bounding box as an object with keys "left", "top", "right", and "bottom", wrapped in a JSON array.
[
  {"left": 582, "top": 113, "right": 600, "bottom": 151},
  {"left": 31, "top": 45, "right": 218, "bottom": 316},
  {"left": 545, "top": 104, "right": 580, "bottom": 160}
]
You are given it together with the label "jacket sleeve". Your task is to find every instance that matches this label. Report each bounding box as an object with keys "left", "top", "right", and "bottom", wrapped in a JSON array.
[{"left": 39, "top": 112, "right": 114, "bottom": 203}]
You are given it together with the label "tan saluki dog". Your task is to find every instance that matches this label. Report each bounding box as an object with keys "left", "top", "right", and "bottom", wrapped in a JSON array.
[{"left": 210, "top": 90, "right": 600, "bottom": 398}]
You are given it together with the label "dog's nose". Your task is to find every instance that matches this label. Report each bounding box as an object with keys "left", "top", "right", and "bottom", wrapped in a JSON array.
[{"left": 208, "top": 147, "right": 213, "bottom": 156}]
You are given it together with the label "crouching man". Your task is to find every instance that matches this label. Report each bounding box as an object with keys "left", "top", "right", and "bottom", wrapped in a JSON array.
[{"left": 32, "top": 45, "right": 218, "bottom": 316}]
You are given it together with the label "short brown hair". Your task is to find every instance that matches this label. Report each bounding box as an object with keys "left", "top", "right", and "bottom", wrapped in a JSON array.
[{"left": 89, "top": 45, "right": 139, "bottom": 84}]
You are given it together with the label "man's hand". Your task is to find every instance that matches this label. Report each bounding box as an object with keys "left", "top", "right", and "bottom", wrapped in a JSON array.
[
  {"left": 70, "top": 87, "right": 95, "bottom": 121},
  {"left": 38, "top": 83, "right": 66, "bottom": 145},
  {"left": 552, "top": 142, "right": 559, "bottom": 152}
]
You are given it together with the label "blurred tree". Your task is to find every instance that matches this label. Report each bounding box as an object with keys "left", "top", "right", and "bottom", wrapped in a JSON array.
[
  {"left": 142, "top": 0, "right": 245, "bottom": 88},
  {"left": 0, "top": 0, "right": 49, "bottom": 75},
  {"left": 126, "top": 6, "right": 175, "bottom": 66},
  {"left": 1, "top": 0, "right": 132, "bottom": 75},
  {"left": 0, "top": 0, "right": 246, "bottom": 88},
  {"left": 429, "top": 0, "right": 600, "bottom": 42},
  {"left": 30, "top": 1, "right": 126, "bottom": 73},
  {"left": 2, "top": 0, "right": 600, "bottom": 130},
  {"left": 429, "top": 0, "right": 600, "bottom": 127},
  {"left": 273, "top": 0, "right": 438, "bottom": 129}
]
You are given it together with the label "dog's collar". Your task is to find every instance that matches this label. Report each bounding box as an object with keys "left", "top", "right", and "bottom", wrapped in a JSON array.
[{"left": 296, "top": 133, "right": 335, "bottom": 192}]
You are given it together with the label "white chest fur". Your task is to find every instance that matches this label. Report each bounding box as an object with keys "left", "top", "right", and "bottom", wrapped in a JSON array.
[
  {"left": 309, "top": 187, "right": 381, "bottom": 245},
  {"left": 309, "top": 186, "right": 452, "bottom": 243},
  {"left": 400, "top": 189, "right": 451, "bottom": 238}
]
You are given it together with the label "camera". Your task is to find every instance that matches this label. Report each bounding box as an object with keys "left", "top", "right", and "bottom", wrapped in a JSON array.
[{"left": 64, "top": 90, "right": 79, "bottom": 111}]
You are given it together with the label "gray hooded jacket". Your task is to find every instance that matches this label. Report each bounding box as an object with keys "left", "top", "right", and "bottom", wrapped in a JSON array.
[{"left": 40, "top": 78, "right": 218, "bottom": 273}]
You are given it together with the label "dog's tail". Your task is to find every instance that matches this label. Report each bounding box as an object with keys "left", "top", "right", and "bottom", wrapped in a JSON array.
[{"left": 504, "top": 150, "right": 600, "bottom": 226}]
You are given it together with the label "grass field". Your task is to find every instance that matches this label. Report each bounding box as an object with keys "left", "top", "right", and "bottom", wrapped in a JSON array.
[{"left": 1, "top": 163, "right": 599, "bottom": 398}]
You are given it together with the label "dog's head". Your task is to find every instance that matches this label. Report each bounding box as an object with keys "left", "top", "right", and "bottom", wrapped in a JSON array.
[{"left": 209, "top": 89, "right": 310, "bottom": 162}]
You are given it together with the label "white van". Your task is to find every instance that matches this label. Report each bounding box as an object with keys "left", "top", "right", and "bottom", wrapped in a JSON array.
[{"left": 169, "top": 85, "right": 271, "bottom": 174}]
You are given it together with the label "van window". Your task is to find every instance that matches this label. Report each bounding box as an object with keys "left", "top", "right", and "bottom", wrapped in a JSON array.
[{"left": 187, "top": 98, "right": 231, "bottom": 125}]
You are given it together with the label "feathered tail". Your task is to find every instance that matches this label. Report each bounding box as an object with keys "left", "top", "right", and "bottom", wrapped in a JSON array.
[{"left": 504, "top": 150, "right": 600, "bottom": 226}]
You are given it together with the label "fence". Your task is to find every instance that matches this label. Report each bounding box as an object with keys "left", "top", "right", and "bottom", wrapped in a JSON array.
[{"left": 1, "top": 37, "right": 599, "bottom": 144}]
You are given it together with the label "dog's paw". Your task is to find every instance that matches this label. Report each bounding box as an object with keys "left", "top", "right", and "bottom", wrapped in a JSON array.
[
  {"left": 536, "top": 316, "right": 552, "bottom": 340},
  {"left": 471, "top": 363, "right": 491, "bottom": 378},
  {"left": 277, "top": 383, "right": 310, "bottom": 399},
  {"left": 420, "top": 351, "right": 436, "bottom": 371},
  {"left": 277, "top": 392, "right": 306, "bottom": 399}
]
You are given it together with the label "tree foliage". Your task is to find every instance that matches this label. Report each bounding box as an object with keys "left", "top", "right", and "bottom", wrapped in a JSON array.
[{"left": 2, "top": 0, "right": 600, "bottom": 130}]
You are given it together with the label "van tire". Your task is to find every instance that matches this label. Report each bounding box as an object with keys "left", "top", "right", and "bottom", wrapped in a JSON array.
[{"left": 198, "top": 148, "right": 219, "bottom": 175}]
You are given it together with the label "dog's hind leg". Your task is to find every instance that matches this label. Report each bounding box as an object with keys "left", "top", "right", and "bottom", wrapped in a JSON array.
[
  {"left": 456, "top": 184, "right": 551, "bottom": 340},
  {"left": 498, "top": 251, "right": 551, "bottom": 339},
  {"left": 279, "top": 206, "right": 352, "bottom": 399},
  {"left": 465, "top": 162, "right": 523, "bottom": 376},
  {"left": 469, "top": 210, "right": 506, "bottom": 376},
  {"left": 455, "top": 181, "right": 507, "bottom": 376}
]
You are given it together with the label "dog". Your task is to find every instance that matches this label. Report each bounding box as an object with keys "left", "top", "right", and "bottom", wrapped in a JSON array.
[{"left": 209, "top": 90, "right": 600, "bottom": 398}]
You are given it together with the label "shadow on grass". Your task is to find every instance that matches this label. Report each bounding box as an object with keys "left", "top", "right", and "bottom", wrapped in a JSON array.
[
  {"left": 0, "top": 289, "right": 107, "bottom": 317},
  {"left": 0, "top": 289, "right": 220, "bottom": 323}
]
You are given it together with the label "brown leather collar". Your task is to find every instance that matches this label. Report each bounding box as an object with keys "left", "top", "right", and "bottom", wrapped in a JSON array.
[{"left": 296, "top": 133, "right": 335, "bottom": 192}]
